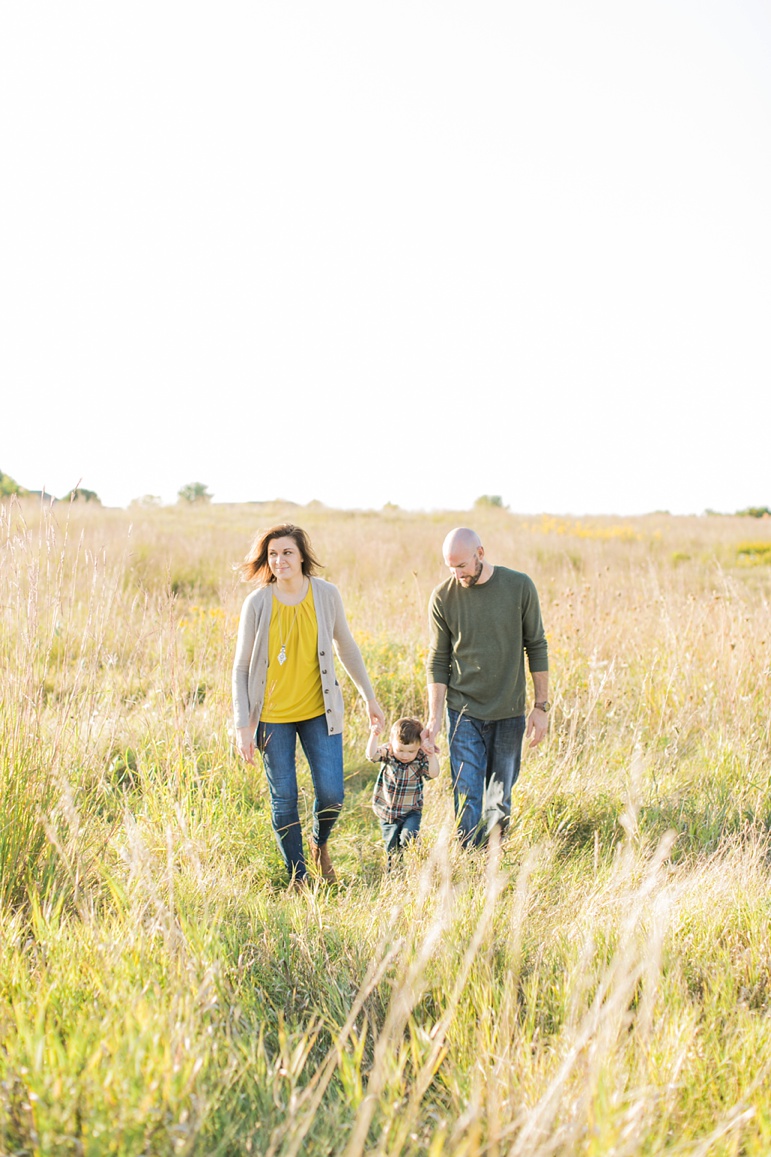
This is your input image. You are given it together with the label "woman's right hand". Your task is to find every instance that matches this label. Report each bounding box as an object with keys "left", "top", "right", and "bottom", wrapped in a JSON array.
[
  {"left": 367, "top": 698, "right": 386, "bottom": 731},
  {"left": 236, "top": 726, "right": 256, "bottom": 765}
]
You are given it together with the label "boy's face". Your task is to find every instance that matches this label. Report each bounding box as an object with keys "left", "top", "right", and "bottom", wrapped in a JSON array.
[{"left": 391, "top": 738, "right": 421, "bottom": 764}]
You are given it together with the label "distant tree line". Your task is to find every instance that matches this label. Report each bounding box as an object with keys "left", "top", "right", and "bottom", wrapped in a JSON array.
[
  {"left": 734, "top": 506, "right": 771, "bottom": 518},
  {"left": 0, "top": 470, "right": 101, "bottom": 503},
  {"left": 177, "top": 482, "right": 213, "bottom": 504},
  {"left": 0, "top": 470, "right": 28, "bottom": 497},
  {"left": 2, "top": 469, "right": 767, "bottom": 518},
  {"left": 706, "top": 505, "right": 771, "bottom": 518},
  {"left": 0, "top": 472, "right": 217, "bottom": 506}
]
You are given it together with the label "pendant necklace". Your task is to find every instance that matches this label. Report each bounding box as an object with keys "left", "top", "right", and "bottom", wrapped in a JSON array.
[{"left": 277, "top": 605, "right": 299, "bottom": 666}]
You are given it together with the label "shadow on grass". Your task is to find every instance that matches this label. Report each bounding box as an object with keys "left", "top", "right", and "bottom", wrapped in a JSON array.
[{"left": 525, "top": 789, "right": 771, "bottom": 864}]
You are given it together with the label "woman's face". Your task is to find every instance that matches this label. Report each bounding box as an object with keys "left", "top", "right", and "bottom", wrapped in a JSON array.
[{"left": 267, "top": 536, "right": 304, "bottom": 583}]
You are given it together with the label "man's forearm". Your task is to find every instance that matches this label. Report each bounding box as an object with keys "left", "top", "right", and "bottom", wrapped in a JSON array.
[
  {"left": 421, "top": 684, "right": 447, "bottom": 752},
  {"left": 531, "top": 670, "right": 549, "bottom": 705},
  {"left": 427, "top": 682, "right": 447, "bottom": 719}
]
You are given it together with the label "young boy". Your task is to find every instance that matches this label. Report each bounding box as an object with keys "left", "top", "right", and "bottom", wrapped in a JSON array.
[{"left": 366, "top": 717, "right": 440, "bottom": 862}]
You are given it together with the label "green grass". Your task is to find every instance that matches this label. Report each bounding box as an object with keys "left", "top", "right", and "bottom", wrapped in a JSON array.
[{"left": 2, "top": 499, "right": 771, "bottom": 1154}]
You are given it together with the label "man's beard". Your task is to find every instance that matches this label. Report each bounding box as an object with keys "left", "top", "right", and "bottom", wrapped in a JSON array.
[{"left": 460, "top": 557, "right": 484, "bottom": 587}]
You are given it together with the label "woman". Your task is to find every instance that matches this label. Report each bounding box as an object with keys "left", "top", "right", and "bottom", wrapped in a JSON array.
[{"left": 232, "top": 524, "right": 384, "bottom": 890}]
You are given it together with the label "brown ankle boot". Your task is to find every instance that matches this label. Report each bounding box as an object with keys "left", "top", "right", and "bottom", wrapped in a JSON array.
[{"left": 309, "top": 838, "right": 337, "bottom": 883}]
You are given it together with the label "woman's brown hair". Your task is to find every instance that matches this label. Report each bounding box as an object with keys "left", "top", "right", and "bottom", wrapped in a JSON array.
[{"left": 238, "top": 524, "right": 324, "bottom": 585}]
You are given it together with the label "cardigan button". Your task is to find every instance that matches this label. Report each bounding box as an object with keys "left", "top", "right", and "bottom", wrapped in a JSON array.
[
  {"left": 326, "top": 708, "right": 331, "bottom": 713},
  {"left": 321, "top": 669, "right": 327, "bottom": 674},
  {"left": 320, "top": 650, "right": 325, "bottom": 656}
]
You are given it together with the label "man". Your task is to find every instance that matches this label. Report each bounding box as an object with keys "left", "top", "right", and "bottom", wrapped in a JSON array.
[{"left": 423, "top": 527, "right": 549, "bottom": 847}]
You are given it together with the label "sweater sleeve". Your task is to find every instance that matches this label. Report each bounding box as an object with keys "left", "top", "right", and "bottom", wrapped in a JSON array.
[
  {"left": 232, "top": 597, "right": 256, "bottom": 729},
  {"left": 427, "top": 589, "right": 452, "bottom": 685},
  {"left": 522, "top": 577, "right": 549, "bottom": 672},
  {"left": 329, "top": 586, "right": 376, "bottom": 701}
]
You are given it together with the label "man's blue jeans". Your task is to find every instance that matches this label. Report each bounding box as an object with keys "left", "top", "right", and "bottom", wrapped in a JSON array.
[
  {"left": 256, "top": 714, "right": 344, "bottom": 881},
  {"left": 447, "top": 709, "right": 526, "bottom": 847}
]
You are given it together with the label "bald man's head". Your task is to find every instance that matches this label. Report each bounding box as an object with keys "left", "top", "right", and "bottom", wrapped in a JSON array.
[
  {"left": 442, "top": 527, "right": 481, "bottom": 558},
  {"left": 442, "top": 527, "right": 490, "bottom": 587}
]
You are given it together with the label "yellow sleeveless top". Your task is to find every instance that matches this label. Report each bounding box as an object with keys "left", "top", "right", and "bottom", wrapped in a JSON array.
[{"left": 261, "top": 583, "right": 325, "bottom": 723}]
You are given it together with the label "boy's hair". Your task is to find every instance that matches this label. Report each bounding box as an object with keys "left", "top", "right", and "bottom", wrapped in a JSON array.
[{"left": 391, "top": 717, "right": 423, "bottom": 745}]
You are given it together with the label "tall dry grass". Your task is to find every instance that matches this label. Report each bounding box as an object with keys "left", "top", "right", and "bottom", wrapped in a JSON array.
[{"left": 1, "top": 497, "right": 771, "bottom": 1154}]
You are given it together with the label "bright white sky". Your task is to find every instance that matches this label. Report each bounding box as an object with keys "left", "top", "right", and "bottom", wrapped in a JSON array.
[{"left": 1, "top": 1, "right": 769, "bottom": 515}]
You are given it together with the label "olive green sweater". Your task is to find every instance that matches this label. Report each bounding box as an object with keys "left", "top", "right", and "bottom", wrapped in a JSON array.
[{"left": 427, "top": 566, "right": 548, "bottom": 720}]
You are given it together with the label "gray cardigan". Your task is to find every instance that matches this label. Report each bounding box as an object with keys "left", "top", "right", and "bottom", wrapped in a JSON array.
[{"left": 232, "top": 577, "right": 375, "bottom": 735}]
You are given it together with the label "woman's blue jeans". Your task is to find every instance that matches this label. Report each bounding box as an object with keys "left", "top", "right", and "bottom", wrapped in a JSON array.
[
  {"left": 256, "top": 714, "right": 344, "bottom": 881},
  {"left": 447, "top": 708, "right": 526, "bottom": 848}
]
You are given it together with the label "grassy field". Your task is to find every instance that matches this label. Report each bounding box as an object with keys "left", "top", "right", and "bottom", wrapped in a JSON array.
[{"left": 2, "top": 497, "right": 771, "bottom": 1156}]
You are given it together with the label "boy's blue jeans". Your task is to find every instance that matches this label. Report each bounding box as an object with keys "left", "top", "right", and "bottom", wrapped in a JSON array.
[
  {"left": 447, "top": 708, "right": 526, "bottom": 847},
  {"left": 379, "top": 810, "right": 422, "bottom": 858},
  {"left": 256, "top": 714, "right": 344, "bottom": 881}
]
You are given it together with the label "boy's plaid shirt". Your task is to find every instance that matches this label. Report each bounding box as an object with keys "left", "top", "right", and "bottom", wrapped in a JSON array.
[{"left": 370, "top": 748, "right": 430, "bottom": 822}]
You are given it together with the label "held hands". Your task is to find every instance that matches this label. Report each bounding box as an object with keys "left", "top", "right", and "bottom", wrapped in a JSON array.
[
  {"left": 420, "top": 720, "right": 440, "bottom": 754},
  {"left": 367, "top": 699, "right": 386, "bottom": 730},
  {"left": 366, "top": 719, "right": 385, "bottom": 761}
]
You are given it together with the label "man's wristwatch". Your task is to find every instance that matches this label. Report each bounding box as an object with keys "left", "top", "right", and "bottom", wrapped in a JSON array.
[{"left": 534, "top": 701, "right": 551, "bottom": 713}]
